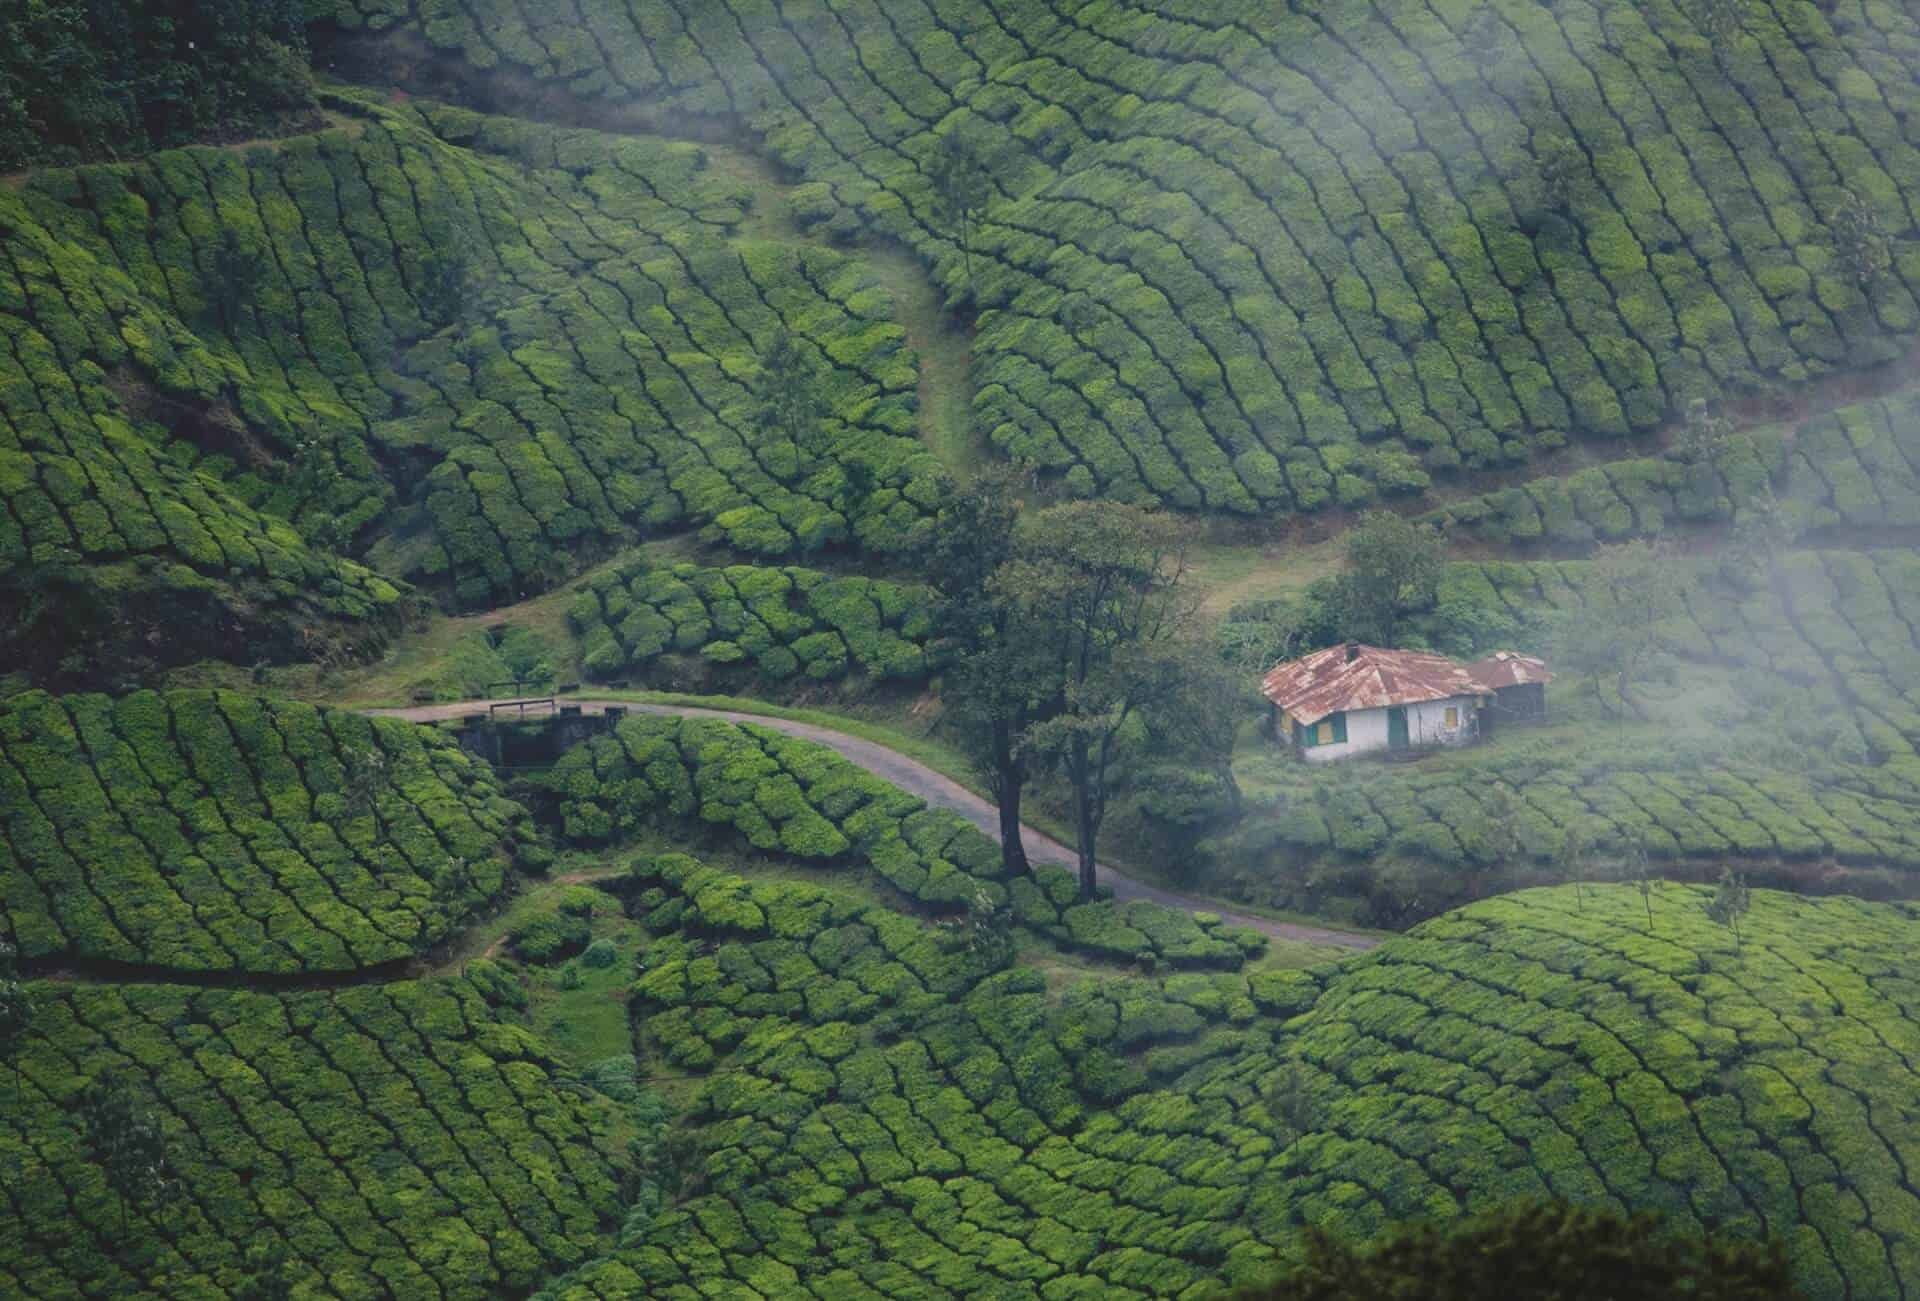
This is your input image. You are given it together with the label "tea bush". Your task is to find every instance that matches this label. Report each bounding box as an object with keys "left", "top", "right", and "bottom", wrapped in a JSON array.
[
  {"left": 0, "top": 966, "right": 630, "bottom": 1299},
  {"left": 536, "top": 713, "right": 1256, "bottom": 967},
  {"left": 0, "top": 688, "right": 531, "bottom": 973},
  {"left": 542, "top": 862, "right": 1920, "bottom": 1299},
  {"left": 569, "top": 557, "right": 937, "bottom": 684},
  {"left": 319, "top": 0, "right": 1920, "bottom": 512}
]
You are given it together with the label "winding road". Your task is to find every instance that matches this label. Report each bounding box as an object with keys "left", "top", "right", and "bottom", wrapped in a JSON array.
[{"left": 368, "top": 699, "right": 1381, "bottom": 952}]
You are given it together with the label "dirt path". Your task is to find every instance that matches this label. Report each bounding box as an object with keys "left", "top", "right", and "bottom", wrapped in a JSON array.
[{"left": 369, "top": 699, "right": 1381, "bottom": 952}]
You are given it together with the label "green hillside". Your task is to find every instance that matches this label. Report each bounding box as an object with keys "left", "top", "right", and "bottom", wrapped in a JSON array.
[
  {"left": 532, "top": 865, "right": 1920, "bottom": 1299},
  {"left": 1, "top": 968, "right": 631, "bottom": 1299},
  {"left": 0, "top": 688, "right": 531, "bottom": 974},
  {"left": 12, "top": 1, "right": 1920, "bottom": 1297},
  {"left": 317, "top": 0, "right": 1920, "bottom": 512}
]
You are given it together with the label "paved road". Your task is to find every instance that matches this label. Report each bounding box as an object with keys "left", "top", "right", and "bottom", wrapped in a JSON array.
[{"left": 369, "top": 698, "right": 1381, "bottom": 952}]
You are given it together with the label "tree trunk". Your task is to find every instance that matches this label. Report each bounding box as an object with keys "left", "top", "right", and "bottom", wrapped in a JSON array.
[
  {"left": 997, "top": 769, "right": 1030, "bottom": 876},
  {"left": 1075, "top": 780, "right": 1099, "bottom": 902}
]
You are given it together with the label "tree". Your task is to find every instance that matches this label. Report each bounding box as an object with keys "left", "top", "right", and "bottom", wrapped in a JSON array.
[
  {"left": 1673, "top": 397, "right": 1735, "bottom": 468},
  {"left": 1724, "top": 481, "right": 1799, "bottom": 589},
  {"left": 1534, "top": 134, "right": 1587, "bottom": 219},
  {"left": 928, "top": 129, "right": 991, "bottom": 303},
  {"left": 417, "top": 247, "right": 474, "bottom": 328},
  {"left": 1690, "top": 0, "right": 1751, "bottom": 62},
  {"left": 341, "top": 744, "right": 387, "bottom": 819},
  {"left": 1334, "top": 510, "right": 1443, "bottom": 647},
  {"left": 1623, "top": 831, "right": 1657, "bottom": 932},
  {"left": 207, "top": 228, "right": 265, "bottom": 332},
  {"left": 997, "top": 502, "right": 1230, "bottom": 900},
  {"left": 1233, "top": 1199, "right": 1800, "bottom": 1300},
  {"left": 923, "top": 469, "right": 1038, "bottom": 877},
  {"left": 1706, "top": 866, "right": 1752, "bottom": 953},
  {"left": 1830, "top": 186, "right": 1891, "bottom": 288},
  {"left": 753, "top": 327, "right": 832, "bottom": 459},
  {"left": 81, "top": 1076, "right": 174, "bottom": 1234},
  {"left": 1552, "top": 539, "right": 1682, "bottom": 718},
  {"left": 1556, "top": 826, "right": 1594, "bottom": 912},
  {"left": 945, "top": 887, "right": 1016, "bottom": 975},
  {"left": 1261, "top": 1055, "right": 1323, "bottom": 1143},
  {"left": 0, "top": 941, "right": 32, "bottom": 1105}
]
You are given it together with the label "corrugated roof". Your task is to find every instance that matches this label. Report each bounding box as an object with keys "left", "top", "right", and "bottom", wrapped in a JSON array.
[
  {"left": 1464, "top": 651, "right": 1554, "bottom": 690},
  {"left": 1261, "top": 643, "right": 1484, "bottom": 725}
]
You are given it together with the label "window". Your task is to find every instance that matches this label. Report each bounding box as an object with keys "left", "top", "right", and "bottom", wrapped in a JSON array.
[
  {"left": 1444, "top": 705, "right": 1459, "bottom": 728},
  {"left": 1297, "top": 714, "right": 1346, "bottom": 748}
]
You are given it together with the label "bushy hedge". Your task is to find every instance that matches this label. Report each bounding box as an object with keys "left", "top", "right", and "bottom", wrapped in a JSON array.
[
  {"left": 0, "top": 91, "right": 941, "bottom": 654},
  {"left": 320, "top": 0, "right": 1920, "bottom": 514},
  {"left": 569, "top": 557, "right": 937, "bottom": 684},
  {"left": 0, "top": 688, "right": 532, "bottom": 973},
  {"left": 542, "top": 869, "right": 1920, "bottom": 1299},
  {"left": 1425, "top": 391, "right": 1920, "bottom": 550},
  {"left": 534, "top": 712, "right": 1258, "bottom": 967},
  {"left": 0, "top": 967, "right": 630, "bottom": 1299}
]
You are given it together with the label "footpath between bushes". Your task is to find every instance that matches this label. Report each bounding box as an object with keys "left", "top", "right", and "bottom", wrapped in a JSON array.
[{"left": 369, "top": 699, "right": 1381, "bottom": 952}]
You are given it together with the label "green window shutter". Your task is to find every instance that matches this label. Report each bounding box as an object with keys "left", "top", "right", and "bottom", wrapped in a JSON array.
[{"left": 1332, "top": 713, "right": 1348, "bottom": 743}]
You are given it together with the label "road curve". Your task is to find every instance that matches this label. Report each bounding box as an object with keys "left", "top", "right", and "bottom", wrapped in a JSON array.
[{"left": 367, "top": 698, "right": 1381, "bottom": 952}]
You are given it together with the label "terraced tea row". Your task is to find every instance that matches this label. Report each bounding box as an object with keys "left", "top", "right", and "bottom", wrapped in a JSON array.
[
  {"left": 543, "top": 859, "right": 1920, "bottom": 1299},
  {"left": 0, "top": 689, "right": 530, "bottom": 974},
  {"left": 0, "top": 968, "right": 630, "bottom": 1300},
  {"left": 319, "top": 0, "right": 1920, "bottom": 513},
  {"left": 569, "top": 557, "right": 937, "bottom": 684},
  {"left": 1427, "top": 387, "right": 1920, "bottom": 548},
  {"left": 0, "top": 94, "right": 940, "bottom": 664},
  {"left": 536, "top": 712, "right": 1265, "bottom": 966}
]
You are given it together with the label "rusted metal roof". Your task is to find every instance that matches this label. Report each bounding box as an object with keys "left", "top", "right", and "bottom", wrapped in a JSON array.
[
  {"left": 1464, "top": 651, "right": 1554, "bottom": 690},
  {"left": 1262, "top": 643, "right": 1484, "bottom": 725}
]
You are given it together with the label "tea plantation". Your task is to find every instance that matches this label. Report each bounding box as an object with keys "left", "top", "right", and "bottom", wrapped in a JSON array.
[
  {"left": 537, "top": 712, "right": 1265, "bottom": 966},
  {"left": 0, "top": 91, "right": 942, "bottom": 674},
  {"left": 319, "top": 0, "right": 1920, "bottom": 511},
  {"left": 0, "top": 688, "right": 531, "bottom": 974},
  {"left": 0, "top": 967, "right": 631, "bottom": 1299},
  {"left": 569, "top": 557, "right": 938, "bottom": 685},
  {"left": 534, "top": 862, "right": 1920, "bottom": 1299},
  {"left": 1425, "top": 387, "right": 1920, "bottom": 548}
]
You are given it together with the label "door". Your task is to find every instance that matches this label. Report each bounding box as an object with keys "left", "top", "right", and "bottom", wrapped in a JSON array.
[{"left": 1387, "top": 706, "right": 1409, "bottom": 750}]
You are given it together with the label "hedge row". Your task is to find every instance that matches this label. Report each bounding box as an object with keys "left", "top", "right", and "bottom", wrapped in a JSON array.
[
  {"left": 1426, "top": 389, "right": 1920, "bottom": 548},
  {"left": 320, "top": 0, "right": 1920, "bottom": 512},
  {"left": 0, "top": 689, "right": 531, "bottom": 974},
  {"left": 0, "top": 967, "right": 630, "bottom": 1300},
  {"left": 541, "top": 851, "right": 1319, "bottom": 1298},
  {"left": 569, "top": 557, "right": 936, "bottom": 684},
  {"left": 548, "top": 862, "right": 1920, "bottom": 1299},
  {"left": 535, "top": 713, "right": 1263, "bottom": 967},
  {"left": 1250, "top": 885, "right": 1920, "bottom": 1300},
  {"left": 0, "top": 91, "right": 941, "bottom": 621}
]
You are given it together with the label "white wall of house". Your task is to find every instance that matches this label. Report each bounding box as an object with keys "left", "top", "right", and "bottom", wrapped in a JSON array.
[
  {"left": 1300, "top": 706, "right": 1388, "bottom": 763},
  {"left": 1406, "top": 696, "right": 1478, "bottom": 750},
  {"left": 1298, "top": 696, "right": 1479, "bottom": 762}
]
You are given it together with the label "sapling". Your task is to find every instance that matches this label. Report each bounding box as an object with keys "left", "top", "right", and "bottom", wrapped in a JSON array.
[{"left": 1705, "top": 867, "right": 1752, "bottom": 952}]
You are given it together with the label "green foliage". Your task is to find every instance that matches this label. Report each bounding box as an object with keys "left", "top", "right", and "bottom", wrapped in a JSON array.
[
  {"left": 536, "top": 712, "right": 1255, "bottom": 967},
  {"left": 1240, "top": 1201, "right": 1799, "bottom": 1300},
  {"left": 0, "top": 0, "right": 315, "bottom": 169},
  {"left": 568, "top": 558, "right": 936, "bottom": 686},
  {"left": 0, "top": 970, "right": 629, "bottom": 1297},
  {"left": 0, "top": 688, "right": 531, "bottom": 973},
  {"left": 325, "top": 0, "right": 1920, "bottom": 512}
]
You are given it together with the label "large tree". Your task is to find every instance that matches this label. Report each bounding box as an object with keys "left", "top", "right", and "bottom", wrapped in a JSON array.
[
  {"left": 1335, "top": 510, "right": 1444, "bottom": 647},
  {"left": 1554, "top": 539, "right": 1683, "bottom": 718},
  {"left": 922, "top": 469, "right": 1038, "bottom": 876},
  {"left": 996, "top": 502, "right": 1229, "bottom": 900},
  {"left": 928, "top": 129, "right": 991, "bottom": 304}
]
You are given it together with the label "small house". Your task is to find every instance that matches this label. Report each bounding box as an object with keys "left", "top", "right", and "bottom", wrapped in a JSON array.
[
  {"left": 1465, "top": 651, "right": 1553, "bottom": 735},
  {"left": 1262, "top": 642, "right": 1489, "bottom": 762}
]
